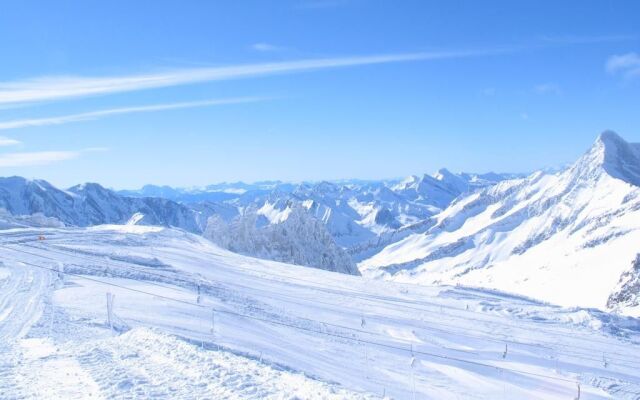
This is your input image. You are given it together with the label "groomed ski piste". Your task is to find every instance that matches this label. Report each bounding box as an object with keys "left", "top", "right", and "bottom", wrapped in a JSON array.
[{"left": 1, "top": 225, "right": 640, "bottom": 399}]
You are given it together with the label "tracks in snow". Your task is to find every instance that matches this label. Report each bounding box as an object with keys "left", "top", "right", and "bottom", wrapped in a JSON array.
[
  {"left": 0, "top": 259, "right": 55, "bottom": 399},
  {"left": 0, "top": 261, "right": 51, "bottom": 341}
]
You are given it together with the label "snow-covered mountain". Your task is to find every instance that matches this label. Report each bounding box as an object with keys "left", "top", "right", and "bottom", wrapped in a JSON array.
[
  {"left": 198, "top": 171, "right": 516, "bottom": 269},
  {"left": 0, "top": 177, "right": 356, "bottom": 274},
  {"left": 360, "top": 131, "right": 640, "bottom": 316},
  {"left": 68, "top": 183, "right": 206, "bottom": 232},
  {"left": 0, "top": 177, "right": 205, "bottom": 232},
  {"left": 392, "top": 169, "right": 520, "bottom": 209},
  {"left": 113, "top": 171, "right": 516, "bottom": 270},
  {"left": 118, "top": 181, "right": 295, "bottom": 203},
  {"left": 128, "top": 172, "right": 515, "bottom": 253},
  {"left": 0, "top": 169, "right": 518, "bottom": 276},
  {"left": 204, "top": 201, "right": 359, "bottom": 275}
]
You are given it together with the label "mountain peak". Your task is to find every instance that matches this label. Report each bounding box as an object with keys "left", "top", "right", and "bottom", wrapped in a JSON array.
[
  {"left": 596, "top": 130, "right": 625, "bottom": 146},
  {"left": 69, "top": 182, "right": 108, "bottom": 193},
  {"left": 596, "top": 129, "right": 624, "bottom": 142},
  {"left": 433, "top": 168, "right": 456, "bottom": 181},
  {"left": 573, "top": 131, "right": 640, "bottom": 186}
]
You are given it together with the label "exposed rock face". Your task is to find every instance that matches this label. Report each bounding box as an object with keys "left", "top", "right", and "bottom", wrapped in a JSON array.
[{"left": 608, "top": 254, "right": 640, "bottom": 310}]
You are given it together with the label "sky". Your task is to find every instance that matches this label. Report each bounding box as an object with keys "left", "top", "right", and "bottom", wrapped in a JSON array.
[{"left": 0, "top": 0, "right": 639, "bottom": 189}]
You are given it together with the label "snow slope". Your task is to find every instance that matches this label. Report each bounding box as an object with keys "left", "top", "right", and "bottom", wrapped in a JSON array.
[
  {"left": 360, "top": 132, "right": 640, "bottom": 316},
  {"left": 1, "top": 225, "right": 639, "bottom": 399}
]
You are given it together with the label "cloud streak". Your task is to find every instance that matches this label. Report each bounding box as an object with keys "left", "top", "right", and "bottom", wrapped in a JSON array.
[
  {"left": 0, "top": 51, "right": 505, "bottom": 106},
  {"left": 0, "top": 97, "right": 269, "bottom": 131},
  {"left": 0, "top": 147, "right": 107, "bottom": 167},
  {"left": 0, "top": 137, "right": 21, "bottom": 146},
  {"left": 251, "top": 43, "right": 286, "bottom": 52}
]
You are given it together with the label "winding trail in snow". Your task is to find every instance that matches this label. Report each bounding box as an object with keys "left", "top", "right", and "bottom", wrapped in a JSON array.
[
  {"left": 0, "top": 260, "right": 51, "bottom": 341},
  {"left": 0, "top": 258, "right": 55, "bottom": 399}
]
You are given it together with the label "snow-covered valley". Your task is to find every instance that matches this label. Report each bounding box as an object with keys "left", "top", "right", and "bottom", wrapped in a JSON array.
[{"left": 1, "top": 225, "right": 640, "bottom": 399}]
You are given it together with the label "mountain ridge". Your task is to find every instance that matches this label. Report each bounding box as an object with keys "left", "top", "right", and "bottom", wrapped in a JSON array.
[{"left": 359, "top": 131, "right": 640, "bottom": 315}]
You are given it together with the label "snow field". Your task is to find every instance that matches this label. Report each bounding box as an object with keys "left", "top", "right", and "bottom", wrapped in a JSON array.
[{"left": 1, "top": 227, "right": 639, "bottom": 398}]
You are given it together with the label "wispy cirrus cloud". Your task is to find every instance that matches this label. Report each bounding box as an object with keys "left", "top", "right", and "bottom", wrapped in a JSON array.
[
  {"left": 251, "top": 43, "right": 286, "bottom": 52},
  {"left": 0, "top": 50, "right": 507, "bottom": 107},
  {"left": 606, "top": 52, "right": 640, "bottom": 78},
  {"left": 0, "top": 136, "right": 21, "bottom": 146},
  {"left": 0, "top": 97, "right": 269, "bottom": 131},
  {"left": 0, "top": 147, "right": 105, "bottom": 167}
]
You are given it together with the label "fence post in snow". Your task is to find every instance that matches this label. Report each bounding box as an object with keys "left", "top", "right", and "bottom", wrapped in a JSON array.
[
  {"left": 197, "top": 283, "right": 202, "bottom": 305},
  {"left": 502, "top": 343, "right": 508, "bottom": 359},
  {"left": 500, "top": 369, "right": 506, "bottom": 400},
  {"left": 106, "top": 292, "right": 115, "bottom": 332},
  {"left": 49, "top": 304, "right": 54, "bottom": 336},
  {"left": 360, "top": 316, "right": 370, "bottom": 379},
  {"left": 104, "top": 256, "right": 110, "bottom": 278},
  {"left": 211, "top": 308, "right": 219, "bottom": 350},
  {"left": 364, "top": 342, "right": 369, "bottom": 379},
  {"left": 56, "top": 262, "right": 64, "bottom": 281},
  {"left": 410, "top": 344, "right": 416, "bottom": 400},
  {"left": 575, "top": 382, "right": 581, "bottom": 400}
]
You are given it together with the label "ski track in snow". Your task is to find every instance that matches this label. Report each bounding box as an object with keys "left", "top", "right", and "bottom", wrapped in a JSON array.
[
  {"left": 0, "top": 226, "right": 639, "bottom": 399},
  {"left": 0, "top": 258, "right": 53, "bottom": 399}
]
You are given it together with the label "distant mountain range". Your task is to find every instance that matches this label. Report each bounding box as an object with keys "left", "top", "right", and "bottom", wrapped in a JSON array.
[
  {"left": 0, "top": 178, "right": 207, "bottom": 232},
  {"left": 118, "top": 170, "right": 521, "bottom": 253},
  {"left": 0, "top": 165, "right": 518, "bottom": 275},
  {"left": 2, "top": 131, "right": 638, "bottom": 315}
]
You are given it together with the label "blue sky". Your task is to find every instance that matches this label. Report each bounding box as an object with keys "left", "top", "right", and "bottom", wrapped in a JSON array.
[{"left": 0, "top": 0, "right": 639, "bottom": 189}]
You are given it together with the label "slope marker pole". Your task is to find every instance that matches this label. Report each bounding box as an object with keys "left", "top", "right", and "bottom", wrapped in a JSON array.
[
  {"left": 106, "top": 292, "right": 115, "bottom": 333},
  {"left": 410, "top": 344, "right": 416, "bottom": 400},
  {"left": 361, "top": 316, "right": 369, "bottom": 380},
  {"left": 49, "top": 304, "right": 54, "bottom": 337},
  {"left": 211, "top": 308, "right": 219, "bottom": 350},
  {"left": 57, "top": 262, "right": 64, "bottom": 281}
]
